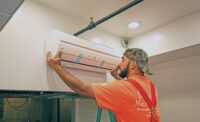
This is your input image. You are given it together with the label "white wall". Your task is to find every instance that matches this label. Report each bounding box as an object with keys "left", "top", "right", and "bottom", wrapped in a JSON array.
[
  {"left": 149, "top": 52, "right": 200, "bottom": 122},
  {"left": 128, "top": 12, "right": 200, "bottom": 122},
  {"left": 128, "top": 11, "right": 200, "bottom": 56},
  {"left": 0, "top": 0, "right": 123, "bottom": 91},
  {"left": 160, "top": 98, "right": 200, "bottom": 122}
]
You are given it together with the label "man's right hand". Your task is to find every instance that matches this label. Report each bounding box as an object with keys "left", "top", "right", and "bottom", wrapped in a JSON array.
[
  {"left": 110, "top": 66, "right": 123, "bottom": 80},
  {"left": 46, "top": 51, "right": 62, "bottom": 70}
]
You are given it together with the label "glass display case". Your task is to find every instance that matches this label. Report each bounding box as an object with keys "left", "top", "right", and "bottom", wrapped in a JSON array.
[{"left": 0, "top": 91, "right": 76, "bottom": 122}]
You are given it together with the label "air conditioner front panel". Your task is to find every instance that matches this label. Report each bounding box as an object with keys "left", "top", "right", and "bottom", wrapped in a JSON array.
[
  {"left": 43, "top": 29, "right": 122, "bottom": 91},
  {"left": 59, "top": 41, "right": 120, "bottom": 73}
]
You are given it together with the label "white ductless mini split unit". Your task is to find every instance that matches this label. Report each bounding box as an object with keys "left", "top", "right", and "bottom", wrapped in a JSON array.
[{"left": 46, "top": 30, "right": 121, "bottom": 73}]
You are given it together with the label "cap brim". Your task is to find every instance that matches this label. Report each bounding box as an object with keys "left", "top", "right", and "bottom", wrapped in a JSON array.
[{"left": 139, "top": 63, "right": 153, "bottom": 75}]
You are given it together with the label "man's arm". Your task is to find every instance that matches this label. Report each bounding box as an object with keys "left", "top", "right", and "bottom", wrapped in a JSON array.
[{"left": 46, "top": 52, "right": 95, "bottom": 99}]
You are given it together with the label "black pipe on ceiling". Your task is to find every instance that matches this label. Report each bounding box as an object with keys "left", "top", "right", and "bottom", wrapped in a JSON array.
[{"left": 73, "top": 0, "right": 143, "bottom": 36}]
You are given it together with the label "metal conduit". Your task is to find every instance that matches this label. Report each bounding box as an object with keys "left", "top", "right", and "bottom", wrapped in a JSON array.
[{"left": 73, "top": 0, "right": 143, "bottom": 36}]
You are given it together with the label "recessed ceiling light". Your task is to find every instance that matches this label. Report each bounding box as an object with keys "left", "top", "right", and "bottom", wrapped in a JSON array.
[{"left": 128, "top": 21, "right": 140, "bottom": 29}]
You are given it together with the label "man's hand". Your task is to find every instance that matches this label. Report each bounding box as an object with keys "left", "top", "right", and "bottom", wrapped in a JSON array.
[
  {"left": 46, "top": 51, "right": 95, "bottom": 98},
  {"left": 110, "top": 66, "right": 122, "bottom": 80},
  {"left": 46, "top": 51, "right": 62, "bottom": 69}
]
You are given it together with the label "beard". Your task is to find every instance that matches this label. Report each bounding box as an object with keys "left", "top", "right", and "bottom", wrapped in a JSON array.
[{"left": 119, "top": 66, "right": 129, "bottom": 78}]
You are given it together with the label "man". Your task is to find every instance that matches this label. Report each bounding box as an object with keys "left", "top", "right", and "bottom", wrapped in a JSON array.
[{"left": 47, "top": 48, "right": 160, "bottom": 122}]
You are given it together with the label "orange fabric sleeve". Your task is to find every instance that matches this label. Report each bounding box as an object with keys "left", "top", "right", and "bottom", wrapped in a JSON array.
[{"left": 92, "top": 81, "right": 121, "bottom": 112}]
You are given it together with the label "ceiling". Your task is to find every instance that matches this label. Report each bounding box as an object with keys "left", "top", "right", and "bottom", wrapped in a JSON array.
[
  {"left": 0, "top": 0, "right": 24, "bottom": 31},
  {"left": 36, "top": 0, "right": 200, "bottom": 39}
]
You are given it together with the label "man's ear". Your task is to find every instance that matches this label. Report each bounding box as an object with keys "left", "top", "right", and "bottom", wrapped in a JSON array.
[{"left": 129, "top": 61, "right": 137, "bottom": 70}]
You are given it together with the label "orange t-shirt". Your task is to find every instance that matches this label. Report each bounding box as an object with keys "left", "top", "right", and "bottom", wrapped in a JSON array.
[{"left": 92, "top": 76, "right": 160, "bottom": 122}]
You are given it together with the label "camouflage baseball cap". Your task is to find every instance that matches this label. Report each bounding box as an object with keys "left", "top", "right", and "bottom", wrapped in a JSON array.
[{"left": 124, "top": 48, "right": 153, "bottom": 75}]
